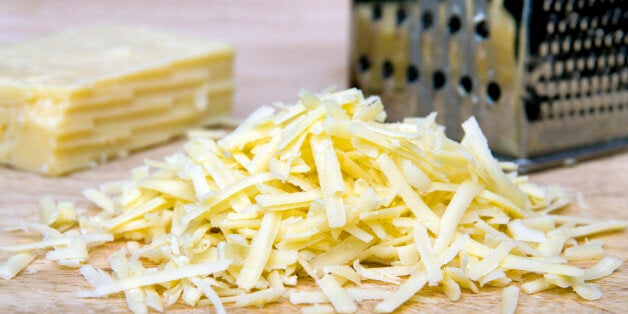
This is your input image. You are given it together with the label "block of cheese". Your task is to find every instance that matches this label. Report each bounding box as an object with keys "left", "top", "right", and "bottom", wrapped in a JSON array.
[{"left": 0, "top": 24, "right": 234, "bottom": 175}]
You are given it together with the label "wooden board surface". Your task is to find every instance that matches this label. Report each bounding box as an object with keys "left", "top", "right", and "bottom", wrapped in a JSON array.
[
  {"left": 0, "top": 1, "right": 627, "bottom": 312},
  {"left": 0, "top": 138, "right": 627, "bottom": 313}
]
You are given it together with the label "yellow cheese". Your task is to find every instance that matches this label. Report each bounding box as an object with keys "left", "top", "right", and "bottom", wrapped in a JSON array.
[
  {"left": 0, "top": 24, "right": 234, "bottom": 175},
  {"left": 1, "top": 88, "right": 624, "bottom": 313}
]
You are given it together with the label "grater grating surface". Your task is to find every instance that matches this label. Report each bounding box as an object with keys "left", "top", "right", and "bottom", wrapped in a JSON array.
[{"left": 351, "top": 0, "right": 628, "bottom": 171}]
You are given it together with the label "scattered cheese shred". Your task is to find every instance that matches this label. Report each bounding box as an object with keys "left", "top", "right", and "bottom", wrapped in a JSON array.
[
  {"left": 78, "top": 260, "right": 232, "bottom": 298},
  {"left": 317, "top": 274, "right": 357, "bottom": 313},
  {"left": 564, "top": 240, "right": 605, "bottom": 261},
  {"left": 508, "top": 219, "right": 547, "bottom": 243},
  {"left": 0, "top": 88, "right": 624, "bottom": 313},
  {"left": 501, "top": 285, "right": 519, "bottom": 314},
  {"left": 0, "top": 252, "right": 37, "bottom": 280},
  {"left": 301, "top": 303, "right": 335, "bottom": 314},
  {"left": 375, "top": 269, "right": 428, "bottom": 313},
  {"left": 234, "top": 288, "right": 283, "bottom": 307},
  {"left": 467, "top": 241, "right": 515, "bottom": 281}
]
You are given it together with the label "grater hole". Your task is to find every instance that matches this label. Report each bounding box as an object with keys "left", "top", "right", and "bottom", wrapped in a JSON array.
[
  {"left": 540, "top": 42, "right": 549, "bottom": 56},
  {"left": 562, "top": 37, "right": 571, "bottom": 52},
  {"left": 566, "top": 2, "right": 574, "bottom": 13},
  {"left": 487, "top": 82, "right": 501, "bottom": 103},
  {"left": 613, "top": 7, "right": 622, "bottom": 23},
  {"left": 382, "top": 60, "right": 394, "bottom": 79},
  {"left": 475, "top": 20, "right": 489, "bottom": 39},
  {"left": 583, "top": 37, "right": 592, "bottom": 50},
  {"left": 525, "top": 101, "right": 541, "bottom": 121},
  {"left": 448, "top": 15, "right": 462, "bottom": 34},
  {"left": 614, "top": 30, "right": 623, "bottom": 44},
  {"left": 566, "top": 59, "right": 575, "bottom": 73},
  {"left": 593, "top": 16, "right": 600, "bottom": 29},
  {"left": 422, "top": 11, "right": 434, "bottom": 30},
  {"left": 574, "top": 39, "right": 582, "bottom": 52},
  {"left": 608, "top": 54, "right": 616, "bottom": 68},
  {"left": 554, "top": 61, "right": 564, "bottom": 77},
  {"left": 580, "top": 17, "right": 588, "bottom": 30},
  {"left": 558, "top": 20, "right": 567, "bottom": 33},
  {"left": 407, "top": 65, "right": 419, "bottom": 83},
  {"left": 432, "top": 71, "right": 446, "bottom": 90},
  {"left": 547, "top": 21, "right": 555, "bottom": 34},
  {"left": 396, "top": 6, "right": 407, "bottom": 26},
  {"left": 358, "top": 54, "right": 370, "bottom": 73},
  {"left": 587, "top": 55, "right": 596, "bottom": 70},
  {"left": 569, "top": 12, "right": 578, "bottom": 29},
  {"left": 459, "top": 76, "right": 472, "bottom": 94},
  {"left": 372, "top": 4, "right": 382, "bottom": 21},
  {"left": 604, "top": 34, "right": 613, "bottom": 47},
  {"left": 601, "top": 12, "right": 610, "bottom": 26}
]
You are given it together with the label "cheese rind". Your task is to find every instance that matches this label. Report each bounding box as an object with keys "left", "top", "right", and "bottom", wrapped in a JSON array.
[{"left": 0, "top": 24, "right": 234, "bottom": 175}]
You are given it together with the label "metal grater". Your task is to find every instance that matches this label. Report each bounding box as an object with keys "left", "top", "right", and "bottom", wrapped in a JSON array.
[{"left": 350, "top": 0, "right": 628, "bottom": 171}]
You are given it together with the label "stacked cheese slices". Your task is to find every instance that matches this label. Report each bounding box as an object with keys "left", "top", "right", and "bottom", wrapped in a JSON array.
[{"left": 0, "top": 24, "right": 233, "bottom": 175}]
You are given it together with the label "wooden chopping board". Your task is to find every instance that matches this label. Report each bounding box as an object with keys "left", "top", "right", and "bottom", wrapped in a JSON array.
[{"left": 0, "top": 140, "right": 626, "bottom": 313}]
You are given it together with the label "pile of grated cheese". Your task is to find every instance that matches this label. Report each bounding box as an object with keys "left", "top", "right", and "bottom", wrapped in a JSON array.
[{"left": 1, "top": 88, "right": 625, "bottom": 313}]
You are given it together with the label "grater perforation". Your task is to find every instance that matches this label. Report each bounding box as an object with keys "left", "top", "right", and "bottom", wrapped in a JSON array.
[{"left": 351, "top": 0, "right": 627, "bottom": 170}]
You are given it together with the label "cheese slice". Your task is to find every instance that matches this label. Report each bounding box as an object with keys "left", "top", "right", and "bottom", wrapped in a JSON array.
[{"left": 0, "top": 24, "right": 234, "bottom": 175}]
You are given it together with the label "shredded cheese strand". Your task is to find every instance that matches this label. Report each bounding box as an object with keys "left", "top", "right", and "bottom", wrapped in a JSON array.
[{"left": 78, "top": 260, "right": 232, "bottom": 298}]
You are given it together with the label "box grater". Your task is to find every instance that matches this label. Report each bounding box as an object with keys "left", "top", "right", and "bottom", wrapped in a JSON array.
[{"left": 350, "top": 0, "right": 628, "bottom": 171}]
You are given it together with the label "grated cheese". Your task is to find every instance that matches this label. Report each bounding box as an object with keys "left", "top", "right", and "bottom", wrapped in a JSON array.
[
  {"left": 301, "top": 303, "right": 335, "bottom": 314},
  {"left": 507, "top": 219, "right": 547, "bottom": 243},
  {"left": 236, "top": 211, "right": 282, "bottom": 290},
  {"left": 564, "top": 240, "right": 605, "bottom": 261},
  {"left": 375, "top": 269, "right": 428, "bottom": 313},
  {"left": 433, "top": 181, "right": 478, "bottom": 252},
  {"left": 441, "top": 273, "right": 461, "bottom": 301},
  {"left": 412, "top": 222, "right": 442, "bottom": 285},
  {"left": 0, "top": 88, "right": 624, "bottom": 313},
  {"left": 501, "top": 285, "right": 519, "bottom": 314},
  {"left": 467, "top": 241, "right": 515, "bottom": 281},
  {"left": 144, "top": 285, "right": 164, "bottom": 312},
  {"left": 234, "top": 287, "right": 283, "bottom": 307},
  {"left": 289, "top": 290, "right": 329, "bottom": 304},
  {"left": 317, "top": 274, "right": 357, "bottom": 313},
  {"left": 78, "top": 260, "right": 231, "bottom": 298},
  {"left": 83, "top": 188, "right": 116, "bottom": 214},
  {"left": 0, "top": 252, "right": 37, "bottom": 280}
]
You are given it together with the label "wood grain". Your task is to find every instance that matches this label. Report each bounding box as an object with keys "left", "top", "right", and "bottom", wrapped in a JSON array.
[
  {"left": 0, "top": 139, "right": 627, "bottom": 313},
  {"left": 0, "top": 1, "right": 627, "bottom": 313}
]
